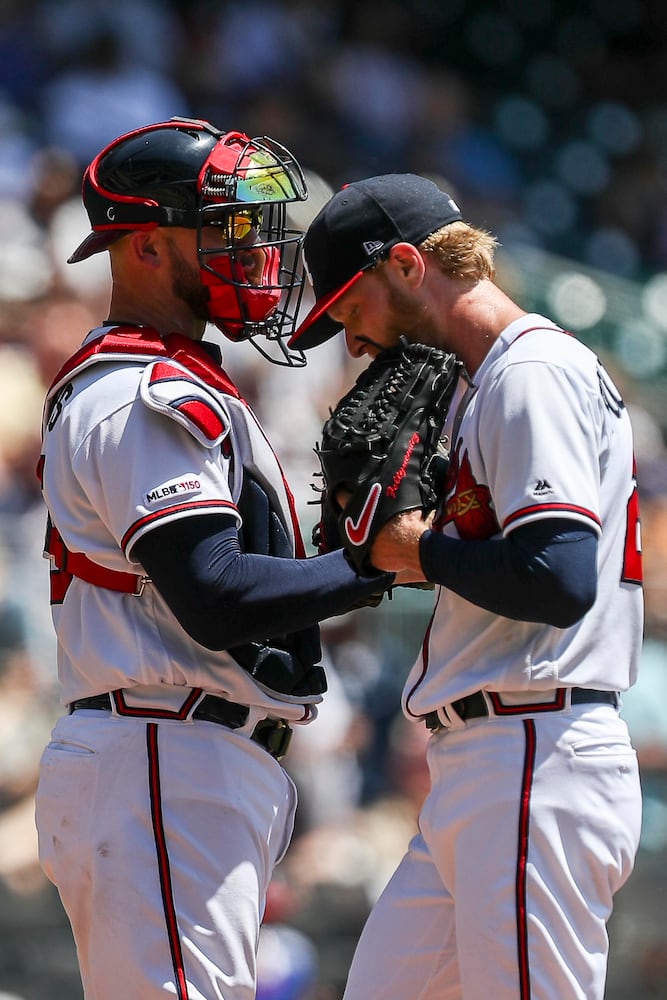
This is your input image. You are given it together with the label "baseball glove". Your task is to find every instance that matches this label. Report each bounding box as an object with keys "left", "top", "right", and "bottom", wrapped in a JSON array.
[{"left": 312, "top": 341, "right": 461, "bottom": 575}]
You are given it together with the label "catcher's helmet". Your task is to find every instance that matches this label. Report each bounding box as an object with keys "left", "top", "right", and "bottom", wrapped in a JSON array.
[{"left": 69, "top": 117, "right": 309, "bottom": 365}]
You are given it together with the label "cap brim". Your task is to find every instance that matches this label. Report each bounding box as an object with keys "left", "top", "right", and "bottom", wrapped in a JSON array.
[
  {"left": 67, "top": 229, "right": 128, "bottom": 264},
  {"left": 288, "top": 270, "right": 364, "bottom": 350}
]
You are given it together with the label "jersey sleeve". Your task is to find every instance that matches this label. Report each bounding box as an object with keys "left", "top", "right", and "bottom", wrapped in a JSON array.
[
  {"left": 477, "top": 359, "right": 603, "bottom": 536},
  {"left": 72, "top": 392, "right": 240, "bottom": 563}
]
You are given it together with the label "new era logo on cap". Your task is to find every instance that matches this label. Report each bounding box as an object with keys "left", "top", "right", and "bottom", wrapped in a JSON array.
[{"left": 362, "top": 240, "right": 385, "bottom": 256}]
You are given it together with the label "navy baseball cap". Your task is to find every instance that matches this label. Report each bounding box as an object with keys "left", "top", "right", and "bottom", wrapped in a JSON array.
[{"left": 289, "top": 174, "right": 462, "bottom": 350}]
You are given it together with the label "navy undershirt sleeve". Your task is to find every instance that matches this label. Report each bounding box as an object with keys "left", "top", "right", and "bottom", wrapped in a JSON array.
[
  {"left": 133, "top": 514, "right": 392, "bottom": 649},
  {"left": 418, "top": 518, "right": 598, "bottom": 627}
]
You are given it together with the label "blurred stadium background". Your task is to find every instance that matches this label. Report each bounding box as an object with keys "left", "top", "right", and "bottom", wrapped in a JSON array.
[{"left": 2, "top": 1, "right": 667, "bottom": 997}]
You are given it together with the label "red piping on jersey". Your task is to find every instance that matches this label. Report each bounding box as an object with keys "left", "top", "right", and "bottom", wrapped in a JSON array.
[
  {"left": 516, "top": 719, "right": 536, "bottom": 1000},
  {"left": 503, "top": 503, "right": 601, "bottom": 531},
  {"left": 121, "top": 499, "right": 238, "bottom": 554},
  {"left": 146, "top": 724, "right": 190, "bottom": 999}
]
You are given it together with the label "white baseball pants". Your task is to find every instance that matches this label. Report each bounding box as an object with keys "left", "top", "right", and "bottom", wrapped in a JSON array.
[
  {"left": 343, "top": 704, "right": 641, "bottom": 1000},
  {"left": 35, "top": 712, "right": 297, "bottom": 999}
]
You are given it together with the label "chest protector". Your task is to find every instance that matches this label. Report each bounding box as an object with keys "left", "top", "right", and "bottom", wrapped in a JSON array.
[{"left": 40, "top": 325, "right": 305, "bottom": 592}]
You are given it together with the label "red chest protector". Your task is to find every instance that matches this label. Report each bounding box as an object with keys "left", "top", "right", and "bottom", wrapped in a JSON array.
[
  {"left": 45, "top": 325, "right": 242, "bottom": 402},
  {"left": 39, "top": 326, "right": 305, "bottom": 599}
]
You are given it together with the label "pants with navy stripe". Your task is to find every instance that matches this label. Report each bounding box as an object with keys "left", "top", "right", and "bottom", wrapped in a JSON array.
[
  {"left": 343, "top": 704, "right": 641, "bottom": 1000},
  {"left": 35, "top": 712, "right": 297, "bottom": 999}
]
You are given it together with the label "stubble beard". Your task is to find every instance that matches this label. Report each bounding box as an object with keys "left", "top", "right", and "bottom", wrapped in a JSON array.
[
  {"left": 164, "top": 236, "right": 210, "bottom": 321},
  {"left": 386, "top": 283, "right": 441, "bottom": 348}
]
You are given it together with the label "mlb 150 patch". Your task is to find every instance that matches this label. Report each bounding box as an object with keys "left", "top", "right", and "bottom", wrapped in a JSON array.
[{"left": 145, "top": 476, "right": 203, "bottom": 506}]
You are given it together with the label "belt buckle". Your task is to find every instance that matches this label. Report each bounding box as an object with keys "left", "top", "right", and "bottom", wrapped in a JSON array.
[{"left": 423, "top": 706, "right": 456, "bottom": 732}]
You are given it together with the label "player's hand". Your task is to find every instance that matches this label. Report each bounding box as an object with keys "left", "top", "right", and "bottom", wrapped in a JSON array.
[
  {"left": 334, "top": 487, "right": 431, "bottom": 581},
  {"left": 370, "top": 508, "right": 434, "bottom": 579}
]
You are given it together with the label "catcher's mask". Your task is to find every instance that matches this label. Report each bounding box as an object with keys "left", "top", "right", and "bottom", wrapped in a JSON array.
[{"left": 69, "top": 117, "right": 309, "bottom": 366}]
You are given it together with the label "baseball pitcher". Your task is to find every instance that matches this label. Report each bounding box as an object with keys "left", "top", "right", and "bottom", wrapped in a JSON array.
[{"left": 289, "top": 173, "right": 643, "bottom": 1000}]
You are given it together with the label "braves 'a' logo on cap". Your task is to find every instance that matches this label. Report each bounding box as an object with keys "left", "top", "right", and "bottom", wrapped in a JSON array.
[{"left": 344, "top": 482, "right": 382, "bottom": 546}]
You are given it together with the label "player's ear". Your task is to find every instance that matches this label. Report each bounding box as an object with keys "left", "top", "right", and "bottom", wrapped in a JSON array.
[
  {"left": 122, "top": 230, "right": 161, "bottom": 269},
  {"left": 387, "top": 243, "right": 425, "bottom": 287}
]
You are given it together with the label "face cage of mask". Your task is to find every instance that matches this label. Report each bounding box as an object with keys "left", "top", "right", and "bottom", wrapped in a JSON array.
[{"left": 197, "top": 201, "right": 307, "bottom": 367}]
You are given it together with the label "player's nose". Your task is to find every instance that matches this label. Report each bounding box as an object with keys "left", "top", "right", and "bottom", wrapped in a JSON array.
[{"left": 344, "top": 327, "right": 364, "bottom": 358}]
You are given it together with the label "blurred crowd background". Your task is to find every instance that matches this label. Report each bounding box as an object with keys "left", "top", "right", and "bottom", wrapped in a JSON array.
[{"left": 2, "top": 1, "right": 667, "bottom": 997}]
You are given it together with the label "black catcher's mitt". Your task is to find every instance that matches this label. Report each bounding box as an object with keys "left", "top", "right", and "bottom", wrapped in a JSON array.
[{"left": 313, "top": 341, "right": 461, "bottom": 574}]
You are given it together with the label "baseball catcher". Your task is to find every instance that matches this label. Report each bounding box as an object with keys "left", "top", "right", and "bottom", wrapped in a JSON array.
[
  {"left": 313, "top": 340, "right": 461, "bottom": 574},
  {"left": 35, "top": 120, "right": 397, "bottom": 1000}
]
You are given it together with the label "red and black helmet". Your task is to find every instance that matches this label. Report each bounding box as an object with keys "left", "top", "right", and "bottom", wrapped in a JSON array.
[{"left": 69, "top": 117, "right": 310, "bottom": 365}]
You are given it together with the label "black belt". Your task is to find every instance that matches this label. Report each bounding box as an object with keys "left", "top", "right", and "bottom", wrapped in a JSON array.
[
  {"left": 68, "top": 693, "right": 292, "bottom": 760},
  {"left": 424, "top": 687, "right": 619, "bottom": 730}
]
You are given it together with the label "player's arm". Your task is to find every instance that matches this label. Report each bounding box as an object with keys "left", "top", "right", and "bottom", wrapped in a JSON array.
[
  {"left": 133, "top": 514, "right": 392, "bottom": 650},
  {"left": 371, "top": 359, "right": 601, "bottom": 626},
  {"left": 417, "top": 518, "right": 597, "bottom": 627}
]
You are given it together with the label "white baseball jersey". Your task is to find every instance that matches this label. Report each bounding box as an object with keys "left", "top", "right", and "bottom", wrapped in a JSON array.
[
  {"left": 403, "top": 313, "right": 643, "bottom": 719},
  {"left": 40, "top": 324, "right": 318, "bottom": 721}
]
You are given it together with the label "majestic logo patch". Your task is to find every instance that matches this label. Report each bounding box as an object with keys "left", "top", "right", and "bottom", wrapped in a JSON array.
[
  {"left": 345, "top": 482, "right": 382, "bottom": 546},
  {"left": 145, "top": 476, "right": 202, "bottom": 506},
  {"left": 533, "top": 479, "right": 553, "bottom": 496}
]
